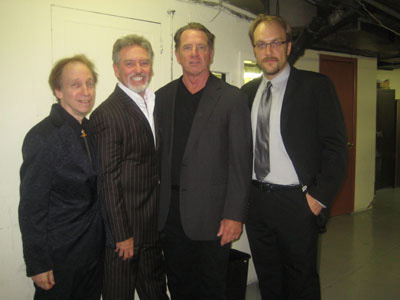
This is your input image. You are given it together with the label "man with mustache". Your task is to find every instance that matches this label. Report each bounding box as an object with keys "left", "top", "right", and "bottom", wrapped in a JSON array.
[
  {"left": 90, "top": 34, "right": 168, "bottom": 300},
  {"left": 241, "top": 15, "right": 347, "bottom": 299}
]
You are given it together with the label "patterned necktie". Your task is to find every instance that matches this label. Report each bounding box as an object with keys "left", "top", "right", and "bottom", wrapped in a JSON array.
[{"left": 254, "top": 81, "right": 272, "bottom": 181}]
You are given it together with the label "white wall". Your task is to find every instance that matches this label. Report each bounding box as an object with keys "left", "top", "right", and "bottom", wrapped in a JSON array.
[
  {"left": 354, "top": 57, "right": 377, "bottom": 211},
  {"left": 0, "top": 0, "right": 378, "bottom": 298}
]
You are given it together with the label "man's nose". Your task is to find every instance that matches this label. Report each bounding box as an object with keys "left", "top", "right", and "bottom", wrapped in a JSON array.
[
  {"left": 133, "top": 62, "right": 143, "bottom": 72},
  {"left": 82, "top": 84, "right": 90, "bottom": 95},
  {"left": 264, "top": 44, "right": 273, "bottom": 55},
  {"left": 191, "top": 46, "right": 199, "bottom": 56}
]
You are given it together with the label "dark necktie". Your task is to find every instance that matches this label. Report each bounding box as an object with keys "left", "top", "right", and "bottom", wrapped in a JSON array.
[{"left": 254, "top": 81, "right": 272, "bottom": 181}]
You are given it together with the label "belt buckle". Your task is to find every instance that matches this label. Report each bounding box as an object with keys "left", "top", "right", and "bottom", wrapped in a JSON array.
[
  {"left": 257, "top": 182, "right": 272, "bottom": 192},
  {"left": 263, "top": 182, "right": 272, "bottom": 192}
]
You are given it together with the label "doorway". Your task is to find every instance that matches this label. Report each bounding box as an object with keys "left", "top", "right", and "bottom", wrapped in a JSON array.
[
  {"left": 320, "top": 54, "right": 357, "bottom": 216},
  {"left": 51, "top": 5, "right": 162, "bottom": 108}
]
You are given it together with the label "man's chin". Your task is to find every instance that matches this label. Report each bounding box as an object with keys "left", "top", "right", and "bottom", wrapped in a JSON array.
[
  {"left": 263, "top": 67, "right": 280, "bottom": 77},
  {"left": 128, "top": 84, "right": 148, "bottom": 94}
]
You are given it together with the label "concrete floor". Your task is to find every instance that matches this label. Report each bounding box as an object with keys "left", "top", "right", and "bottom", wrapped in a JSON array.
[{"left": 246, "top": 187, "right": 400, "bottom": 300}]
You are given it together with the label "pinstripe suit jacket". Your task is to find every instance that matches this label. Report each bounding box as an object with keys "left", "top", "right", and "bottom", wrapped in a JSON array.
[{"left": 90, "top": 85, "right": 160, "bottom": 248}]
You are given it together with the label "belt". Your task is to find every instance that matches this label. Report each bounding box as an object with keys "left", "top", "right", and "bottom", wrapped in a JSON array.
[{"left": 252, "top": 180, "right": 302, "bottom": 192}]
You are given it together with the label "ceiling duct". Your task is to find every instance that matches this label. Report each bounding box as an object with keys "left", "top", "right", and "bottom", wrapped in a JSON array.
[{"left": 289, "top": 4, "right": 359, "bottom": 65}]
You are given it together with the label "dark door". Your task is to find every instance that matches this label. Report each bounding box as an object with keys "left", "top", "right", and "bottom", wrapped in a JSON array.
[
  {"left": 320, "top": 54, "right": 357, "bottom": 216},
  {"left": 376, "top": 89, "right": 396, "bottom": 189}
]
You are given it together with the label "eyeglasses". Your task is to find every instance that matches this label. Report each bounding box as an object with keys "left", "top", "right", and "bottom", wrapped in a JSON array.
[{"left": 254, "top": 40, "right": 288, "bottom": 50}]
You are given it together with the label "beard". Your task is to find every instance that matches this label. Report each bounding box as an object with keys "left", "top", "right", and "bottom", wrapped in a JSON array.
[
  {"left": 258, "top": 57, "right": 287, "bottom": 78},
  {"left": 127, "top": 73, "right": 151, "bottom": 94}
]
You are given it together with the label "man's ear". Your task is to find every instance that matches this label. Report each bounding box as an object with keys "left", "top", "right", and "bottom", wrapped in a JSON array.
[
  {"left": 175, "top": 50, "right": 181, "bottom": 65},
  {"left": 113, "top": 63, "right": 120, "bottom": 80},
  {"left": 286, "top": 41, "right": 292, "bottom": 56},
  {"left": 210, "top": 49, "right": 215, "bottom": 64},
  {"left": 54, "top": 89, "right": 63, "bottom": 101}
]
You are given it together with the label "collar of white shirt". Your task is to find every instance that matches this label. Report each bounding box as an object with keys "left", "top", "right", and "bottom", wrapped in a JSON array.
[
  {"left": 117, "top": 81, "right": 156, "bottom": 146},
  {"left": 259, "top": 63, "right": 291, "bottom": 90},
  {"left": 117, "top": 81, "right": 155, "bottom": 113}
]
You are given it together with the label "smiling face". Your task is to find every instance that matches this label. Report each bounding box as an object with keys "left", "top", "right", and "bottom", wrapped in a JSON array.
[
  {"left": 54, "top": 62, "right": 95, "bottom": 123},
  {"left": 253, "top": 21, "right": 292, "bottom": 80},
  {"left": 175, "top": 29, "right": 214, "bottom": 79},
  {"left": 113, "top": 45, "right": 153, "bottom": 97}
]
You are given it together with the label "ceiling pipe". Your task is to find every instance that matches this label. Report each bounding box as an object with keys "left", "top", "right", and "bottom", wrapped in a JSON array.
[
  {"left": 361, "top": 0, "right": 400, "bottom": 21},
  {"left": 276, "top": 0, "right": 280, "bottom": 16},
  {"left": 289, "top": 5, "right": 359, "bottom": 65},
  {"left": 264, "top": 0, "right": 270, "bottom": 14}
]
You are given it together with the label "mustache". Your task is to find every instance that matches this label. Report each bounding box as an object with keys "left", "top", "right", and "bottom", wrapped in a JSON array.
[
  {"left": 129, "top": 73, "right": 148, "bottom": 79},
  {"left": 262, "top": 57, "right": 278, "bottom": 62}
]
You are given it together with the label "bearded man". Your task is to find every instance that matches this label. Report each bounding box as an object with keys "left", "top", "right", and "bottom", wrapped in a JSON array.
[{"left": 90, "top": 34, "right": 168, "bottom": 300}]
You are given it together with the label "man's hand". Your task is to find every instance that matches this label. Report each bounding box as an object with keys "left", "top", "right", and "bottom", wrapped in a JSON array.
[
  {"left": 306, "top": 193, "right": 323, "bottom": 216},
  {"left": 31, "top": 270, "right": 55, "bottom": 290},
  {"left": 115, "top": 237, "right": 134, "bottom": 260},
  {"left": 217, "top": 219, "right": 243, "bottom": 246}
]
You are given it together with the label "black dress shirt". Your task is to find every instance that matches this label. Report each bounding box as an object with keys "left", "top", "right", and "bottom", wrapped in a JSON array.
[{"left": 171, "top": 79, "right": 205, "bottom": 185}]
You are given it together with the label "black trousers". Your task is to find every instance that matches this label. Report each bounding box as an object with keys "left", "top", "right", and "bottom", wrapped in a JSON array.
[
  {"left": 246, "top": 185, "right": 321, "bottom": 300},
  {"left": 161, "top": 190, "right": 230, "bottom": 300},
  {"left": 33, "top": 259, "right": 103, "bottom": 300},
  {"left": 102, "top": 242, "right": 168, "bottom": 300}
]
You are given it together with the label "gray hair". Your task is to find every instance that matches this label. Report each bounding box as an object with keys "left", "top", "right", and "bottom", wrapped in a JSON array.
[{"left": 112, "top": 34, "right": 154, "bottom": 65}]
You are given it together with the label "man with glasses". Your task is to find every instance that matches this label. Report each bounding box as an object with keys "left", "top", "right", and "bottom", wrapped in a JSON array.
[
  {"left": 241, "top": 15, "right": 347, "bottom": 299},
  {"left": 155, "top": 22, "right": 252, "bottom": 300}
]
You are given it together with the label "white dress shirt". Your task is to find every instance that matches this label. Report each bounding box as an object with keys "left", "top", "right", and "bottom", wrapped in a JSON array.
[
  {"left": 251, "top": 65, "right": 299, "bottom": 185},
  {"left": 118, "top": 81, "right": 156, "bottom": 146}
]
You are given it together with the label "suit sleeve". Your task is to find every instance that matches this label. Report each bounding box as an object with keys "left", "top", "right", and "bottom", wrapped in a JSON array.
[
  {"left": 90, "top": 109, "right": 131, "bottom": 244},
  {"left": 223, "top": 90, "right": 253, "bottom": 221},
  {"left": 19, "top": 132, "right": 54, "bottom": 277},
  {"left": 307, "top": 76, "right": 348, "bottom": 207}
]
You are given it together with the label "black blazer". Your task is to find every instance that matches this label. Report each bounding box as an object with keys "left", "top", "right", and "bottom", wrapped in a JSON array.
[
  {"left": 241, "top": 67, "right": 348, "bottom": 220},
  {"left": 155, "top": 75, "right": 252, "bottom": 240},
  {"left": 90, "top": 85, "right": 160, "bottom": 247},
  {"left": 19, "top": 104, "right": 104, "bottom": 277}
]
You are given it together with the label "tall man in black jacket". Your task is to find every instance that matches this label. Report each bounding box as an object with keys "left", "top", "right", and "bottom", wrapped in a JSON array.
[
  {"left": 156, "top": 23, "right": 252, "bottom": 300},
  {"left": 241, "top": 15, "right": 347, "bottom": 300}
]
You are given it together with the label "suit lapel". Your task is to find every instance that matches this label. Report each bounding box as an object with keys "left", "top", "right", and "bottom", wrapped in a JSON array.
[
  {"left": 154, "top": 111, "right": 160, "bottom": 151},
  {"left": 163, "top": 80, "right": 179, "bottom": 161},
  {"left": 280, "top": 67, "right": 299, "bottom": 133},
  {"left": 113, "top": 85, "right": 154, "bottom": 144},
  {"left": 182, "top": 75, "right": 220, "bottom": 161},
  {"left": 248, "top": 77, "right": 262, "bottom": 110}
]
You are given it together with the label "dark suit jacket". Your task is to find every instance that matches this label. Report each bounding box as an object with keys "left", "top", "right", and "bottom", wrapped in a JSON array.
[
  {"left": 241, "top": 67, "right": 348, "bottom": 220},
  {"left": 155, "top": 75, "right": 252, "bottom": 240},
  {"left": 19, "top": 104, "right": 104, "bottom": 277},
  {"left": 90, "top": 85, "right": 159, "bottom": 247}
]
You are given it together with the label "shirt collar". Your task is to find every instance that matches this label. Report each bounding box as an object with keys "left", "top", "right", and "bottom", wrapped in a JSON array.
[
  {"left": 261, "top": 64, "right": 291, "bottom": 88},
  {"left": 117, "top": 81, "right": 155, "bottom": 102},
  {"left": 52, "top": 103, "right": 87, "bottom": 136}
]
